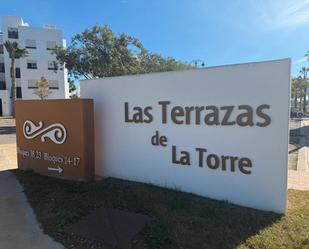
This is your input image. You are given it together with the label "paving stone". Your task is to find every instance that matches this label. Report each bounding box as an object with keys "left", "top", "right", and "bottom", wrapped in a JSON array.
[
  {"left": 0, "top": 144, "right": 17, "bottom": 171},
  {"left": 288, "top": 170, "right": 309, "bottom": 191},
  {"left": 0, "top": 171, "right": 64, "bottom": 249}
]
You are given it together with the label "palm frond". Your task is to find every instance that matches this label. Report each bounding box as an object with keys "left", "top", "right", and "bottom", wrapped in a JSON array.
[{"left": 3, "top": 40, "right": 28, "bottom": 58}]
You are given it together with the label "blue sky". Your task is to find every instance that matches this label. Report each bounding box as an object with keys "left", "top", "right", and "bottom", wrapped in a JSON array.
[{"left": 1, "top": 0, "right": 309, "bottom": 77}]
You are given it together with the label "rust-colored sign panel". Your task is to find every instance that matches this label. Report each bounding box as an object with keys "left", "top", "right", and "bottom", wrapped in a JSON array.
[{"left": 15, "top": 99, "right": 94, "bottom": 181}]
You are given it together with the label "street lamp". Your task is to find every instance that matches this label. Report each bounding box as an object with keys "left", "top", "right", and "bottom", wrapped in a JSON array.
[{"left": 190, "top": 59, "right": 205, "bottom": 68}]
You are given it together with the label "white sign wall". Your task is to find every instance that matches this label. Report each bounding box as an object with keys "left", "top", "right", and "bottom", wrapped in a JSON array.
[{"left": 81, "top": 59, "right": 291, "bottom": 213}]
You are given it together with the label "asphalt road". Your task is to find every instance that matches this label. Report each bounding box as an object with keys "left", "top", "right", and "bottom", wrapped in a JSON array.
[{"left": 0, "top": 118, "right": 16, "bottom": 145}]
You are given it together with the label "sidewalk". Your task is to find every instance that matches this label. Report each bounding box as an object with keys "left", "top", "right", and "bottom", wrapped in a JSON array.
[
  {"left": 288, "top": 170, "right": 309, "bottom": 191},
  {"left": 0, "top": 117, "right": 17, "bottom": 171},
  {"left": 0, "top": 143, "right": 17, "bottom": 171},
  {"left": 0, "top": 170, "right": 65, "bottom": 249},
  {"left": 288, "top": 119, "right": 309, "bottom": 191}
]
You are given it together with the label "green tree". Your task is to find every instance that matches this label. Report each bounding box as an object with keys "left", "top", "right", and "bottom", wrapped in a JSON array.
[
  {"left": 291, "top": 77, "right": 303, "bottom": 109},
  {"left": 139, "top": 52, "right": 192, "bottom": 73},
  {"left": 53, "top": 25, "right": 191, "bottom": 79},
  {"left": 33, "top": 76, "right": 52, "bottom": 100},
  {"left": 291, "top": 77, "right": 297, "bottom": 108},
  {"left": 68, "top": 78, "right": 78, "bottom": 98},
  {"left": 299, "top": 67, "right": 309, "bottom": 112},
  {"left": 4, "top": 41, "right": 28, "bottom": 116},
  {"left": 68, "top": 78, "right": 76, "bottom": 92}
]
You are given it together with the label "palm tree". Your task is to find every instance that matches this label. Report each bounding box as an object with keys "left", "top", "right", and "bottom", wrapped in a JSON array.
[
  {"left": 291, "top": 77, "right": 300, "bottom": 108},
  {"left": 4, "top": 41, "right": 28, "bottom": 117},
  {"left": 299, "top": 67, "right": 309, "bottom": 112}
]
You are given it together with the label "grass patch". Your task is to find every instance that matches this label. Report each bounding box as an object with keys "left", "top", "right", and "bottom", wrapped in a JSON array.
[{"left": 13, "top": 169, "right": 309, "bottom": 249}]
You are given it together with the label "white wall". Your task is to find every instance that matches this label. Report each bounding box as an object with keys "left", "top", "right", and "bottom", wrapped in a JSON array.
[
  {"left": 18, "top": 26, "right": 67, "bottom": 100},
  {"left": 1, "top": 16, "right": 68, "bottom": 107},
  {"left": 2, "top": 16, "right": 23, "bottom": 93},
  {"left": 0, "top": 90, "right": 11, "bottom": 116},
  {"left": 81, "top": 59, "right": 291, "bottom": 213}
]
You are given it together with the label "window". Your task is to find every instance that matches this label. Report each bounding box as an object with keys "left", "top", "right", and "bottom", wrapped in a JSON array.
[
  {"left": 49, "top": 80, "right": 59, "bottom": 89},
  {"left": 48, "top": 61, "right": 58, "bottom": 70},
  {"left": 0, "top": 81, "right": 6, "bottom": 90},
  {"left": 27, "top": 60, "right": 37, "bottom": 69},
  {"left": 8, "top": 27, "right": 18, "bottom": 39},
  {"left": 0, "top": 45, "right": 3, "bottom": 54},
  {"left": 15, "top": 68, "right": 21, "bottom": 78},
  {"left": 25, "top": 39, "right": 36, "bottom": 49},
  {"left": 46, "top": 41, "right": 57, "bottom": 50},
  {"left": 0, "top": 63, "right": 4, "bottom": 73},
  {"left": 16, "top": 87, "right": 22, "bottom": 98},
  {"left": 10, "top": 67, "right": 20, "bottom": 78},
  {"left": 28, "top": 80, "right": 38, "bottom": 89}
]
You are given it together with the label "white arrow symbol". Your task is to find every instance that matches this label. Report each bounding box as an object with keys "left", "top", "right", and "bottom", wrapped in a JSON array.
[{"left": 48, "top": 166, "right": 63, "bottom": 174}]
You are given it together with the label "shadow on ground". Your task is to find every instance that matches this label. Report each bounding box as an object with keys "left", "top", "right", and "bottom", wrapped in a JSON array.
[
  {"left": 12, "top": 169, "right": 283, "bottom": 249},
  {"left": 289, "top": 124, "right": 309, "bottom": 152},
  {"left": 0, "top": 126, "right": 16, "bottom": 135}
]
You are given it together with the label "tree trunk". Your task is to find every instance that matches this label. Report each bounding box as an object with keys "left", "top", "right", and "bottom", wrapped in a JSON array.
[
  {"left": 304, "top": 86, "right": 307, "bottom": 112},
  {"left": 10, "top": 57, "right": 16, "bottom": 117},
  {"left": 294, "top": 94, "right": 297, "bottom": 108}
]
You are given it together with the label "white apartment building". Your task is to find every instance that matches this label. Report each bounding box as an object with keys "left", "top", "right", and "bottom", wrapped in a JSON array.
[{"left": 0, "top": 16, "right": 69, "bottom": 116}]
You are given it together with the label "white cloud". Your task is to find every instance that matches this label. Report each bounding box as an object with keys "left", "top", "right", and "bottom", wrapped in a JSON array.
[{"left": 252, "top": 0, "right": 309, "bottom": 30}]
